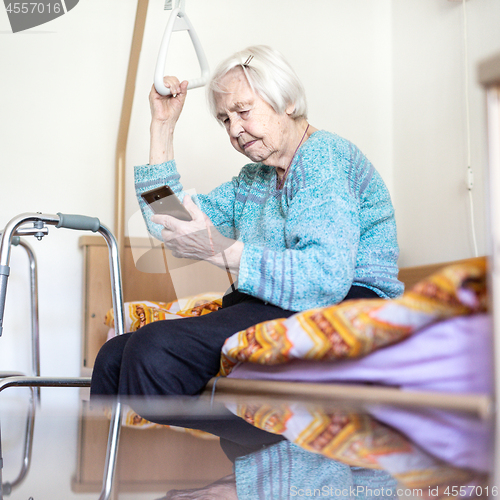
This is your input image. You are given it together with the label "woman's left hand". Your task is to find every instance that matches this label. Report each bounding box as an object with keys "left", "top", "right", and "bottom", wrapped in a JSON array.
[{"left": 151, "top": 197, "right": 243, "bottom": 273}]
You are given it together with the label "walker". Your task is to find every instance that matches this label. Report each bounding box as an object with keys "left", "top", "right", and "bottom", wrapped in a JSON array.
[{"left": 0, "top": 212, "right": 125, "bottom": 500}]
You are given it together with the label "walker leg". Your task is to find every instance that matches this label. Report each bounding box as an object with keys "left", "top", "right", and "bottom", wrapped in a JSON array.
[
  {"left": 0, "top": 419, "right": 4, "bottom": 500},
  {"left": 1, "top": 387, "right": 35, "bottom": 496},
  {"left": 98, "top": 401, "right": 122, "bottom": 500},
  {"left": 17, "top": 241, "right": 40, "bottom": 403},
  {"left": 95, "top": 222, "right": 125, "bottom": 500}
]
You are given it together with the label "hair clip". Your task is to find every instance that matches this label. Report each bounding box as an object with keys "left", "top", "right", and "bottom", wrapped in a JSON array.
[{"left": 243, "top": 55, "right": 254, "bottom": 67}]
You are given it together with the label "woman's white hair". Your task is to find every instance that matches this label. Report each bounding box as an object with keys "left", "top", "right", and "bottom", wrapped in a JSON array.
[{"left": 207, "top": 45, "right": 308, "bottom": 121}]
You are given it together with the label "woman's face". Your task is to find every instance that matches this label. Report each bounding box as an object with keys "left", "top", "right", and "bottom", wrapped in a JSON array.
[{"left": 214, "top": 69, "right": 294, "bottom": 167}]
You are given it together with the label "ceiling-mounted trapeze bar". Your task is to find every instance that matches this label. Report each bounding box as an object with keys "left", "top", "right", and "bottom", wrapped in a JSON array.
[{"left": 154, "top": 0, "right": 210, "bottom": 96}]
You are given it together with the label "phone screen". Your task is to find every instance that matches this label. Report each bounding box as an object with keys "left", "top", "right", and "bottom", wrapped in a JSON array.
[{"left": 141, "top": 185, "right": 192, "bottom": 221}]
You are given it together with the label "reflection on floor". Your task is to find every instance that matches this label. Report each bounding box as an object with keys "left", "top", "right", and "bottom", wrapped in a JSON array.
[{"left": 0, "top": 387, "right": 492, "bottom": 500}]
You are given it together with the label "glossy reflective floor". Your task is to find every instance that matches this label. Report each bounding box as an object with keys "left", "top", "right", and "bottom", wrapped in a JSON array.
[{"left": 0, "top": 386, "right": 493, "bottom": 500}]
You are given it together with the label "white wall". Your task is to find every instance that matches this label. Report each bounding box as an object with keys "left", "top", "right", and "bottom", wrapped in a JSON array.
[
  {"left": 0, "top": 0, "right": 499, "bottom": 495},
  {"left": 392, "top": 0, "right": 500, "bottom": 266},
  {"left": 125, "top": 0, "right": 394, "bottom": 230}
]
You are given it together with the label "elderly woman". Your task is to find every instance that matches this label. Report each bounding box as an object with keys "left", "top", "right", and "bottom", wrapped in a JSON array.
[{"left": 91, "top": 46, "right": 402, "bottom": 458}]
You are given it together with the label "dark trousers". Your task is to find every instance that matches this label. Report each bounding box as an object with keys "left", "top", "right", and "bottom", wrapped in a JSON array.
[{"left": 90, "top": 286, "right": 379, "bottom": 460}]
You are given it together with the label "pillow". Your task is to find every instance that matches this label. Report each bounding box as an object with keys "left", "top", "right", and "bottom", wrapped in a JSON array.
[{"left": 105, "top": 292, "right": 223, "bottom": 335}]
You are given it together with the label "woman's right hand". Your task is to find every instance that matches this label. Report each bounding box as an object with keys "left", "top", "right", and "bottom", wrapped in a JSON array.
[
  {"left": 149, "top": 76, "right": 189, "bottom": 127},
  {"left": 148, "top": 76, "right": 188, "bottom": 164}
]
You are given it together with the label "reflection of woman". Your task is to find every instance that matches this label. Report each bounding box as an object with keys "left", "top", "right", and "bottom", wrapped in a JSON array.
[{"left": 90, "top": 46, "right": 402, "bottom": 457}]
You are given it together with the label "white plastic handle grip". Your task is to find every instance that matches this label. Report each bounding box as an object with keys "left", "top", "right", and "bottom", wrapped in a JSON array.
[{"left": 154, "top": 8, "right": 210, "bottom": 96}]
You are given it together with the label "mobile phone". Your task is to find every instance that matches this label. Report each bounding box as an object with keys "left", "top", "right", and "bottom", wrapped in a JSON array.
[{"left": 140, "top": 185, "right": 192, "bottom": 221}]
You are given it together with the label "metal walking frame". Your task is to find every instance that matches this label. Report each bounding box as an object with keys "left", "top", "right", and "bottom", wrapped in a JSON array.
[{"left": 0, "top": 212, "right": 125, "bottom": 500}]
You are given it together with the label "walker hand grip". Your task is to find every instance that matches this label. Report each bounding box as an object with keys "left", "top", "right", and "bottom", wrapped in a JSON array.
[
  {"left": 56, "top": 213, "right": 101, "bottom": 232},
  {"left": 0, "top": 272, "right": 9, "bottom": 337}
]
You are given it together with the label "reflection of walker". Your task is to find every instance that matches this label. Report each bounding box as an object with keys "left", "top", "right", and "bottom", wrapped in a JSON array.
[{"left": 0, "top": 212, "right": 125, "bottom": 500}]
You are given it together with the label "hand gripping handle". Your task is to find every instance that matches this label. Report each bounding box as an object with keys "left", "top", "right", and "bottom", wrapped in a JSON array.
[{"left": 56, "top": 213, "right": 101, "bottom": 232}]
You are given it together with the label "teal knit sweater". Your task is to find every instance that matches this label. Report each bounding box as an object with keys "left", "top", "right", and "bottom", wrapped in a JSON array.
[{"left": 134, "top": 130, "right": 403, "bottom": 311}]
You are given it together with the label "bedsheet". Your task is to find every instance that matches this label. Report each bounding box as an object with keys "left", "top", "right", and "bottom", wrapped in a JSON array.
[{"left": 228, "top": 314, "right": 492, "bottom": 394}]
